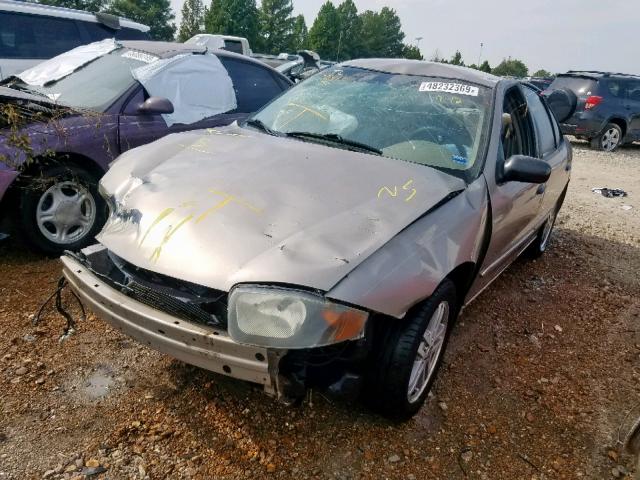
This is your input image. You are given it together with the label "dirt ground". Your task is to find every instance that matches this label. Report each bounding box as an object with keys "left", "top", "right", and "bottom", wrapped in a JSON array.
[{"left": 1, "top": 140, "right": 639, "bottom": 480}]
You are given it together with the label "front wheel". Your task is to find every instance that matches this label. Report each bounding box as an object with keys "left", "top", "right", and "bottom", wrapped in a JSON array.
[
  {"left": 590, "top": 123, "right": 622, "bottom": 152},
  {"left": 17, "top": 164, "right": 106, "bottom": 255},
  {"left": 366, "top": 280, "right": 457, "bottom": 420}
]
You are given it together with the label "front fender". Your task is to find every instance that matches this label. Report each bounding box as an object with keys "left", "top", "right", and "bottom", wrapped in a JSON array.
[{"left": 326, "top": 177, "right": 488, "bottom": 318}]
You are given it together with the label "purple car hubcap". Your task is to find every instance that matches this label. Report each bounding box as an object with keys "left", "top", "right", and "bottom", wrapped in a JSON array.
[{"left": 36, "top": 181, "right": 96, "bottom": 245}]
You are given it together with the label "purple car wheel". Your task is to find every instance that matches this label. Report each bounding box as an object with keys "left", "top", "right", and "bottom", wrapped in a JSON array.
[
  {"left": 18, "top": 164, "right": 106, "bottom": 255},
  {"left": 36, "top": 180, "right": 96, "bottom": 245}
]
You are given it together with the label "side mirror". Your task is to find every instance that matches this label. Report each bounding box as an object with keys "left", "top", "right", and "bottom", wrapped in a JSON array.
[
  {"left": 137, "top": 96, "right": 174, "bottom": 115},
  {"left": 501, "top": 155, "right": 551, "bottom": 184}
]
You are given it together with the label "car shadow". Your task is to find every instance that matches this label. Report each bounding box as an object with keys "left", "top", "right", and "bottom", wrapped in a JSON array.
[{"left": 150, "top": 225, "right": 640, "bottom": 478}]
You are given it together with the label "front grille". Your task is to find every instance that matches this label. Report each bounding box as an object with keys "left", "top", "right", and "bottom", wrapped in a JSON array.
[{"left": 76, "top": 248, "right": 228, "bottom": 328}]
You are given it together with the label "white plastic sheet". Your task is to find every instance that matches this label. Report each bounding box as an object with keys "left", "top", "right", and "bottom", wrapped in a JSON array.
[
  {"left": 18, "top": 39, "right": 119, "bottom": 87},
  {"left": 132, "top": 54, "right": 237, "bottom": 126}
]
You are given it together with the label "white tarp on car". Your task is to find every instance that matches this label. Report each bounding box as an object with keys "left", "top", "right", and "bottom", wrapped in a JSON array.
[
  {"left": 17, "top": 39, "right": 119, "bottom": 87},
  {"left": 132, "top": 54, "right": 237, "bottom": 126}
]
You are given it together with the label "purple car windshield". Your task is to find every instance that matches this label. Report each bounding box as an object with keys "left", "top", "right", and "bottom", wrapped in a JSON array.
[
  {"left": 12, "top": 49, "right": 152, "bottom": 112},
  {"left": 252, "top": 66, "right": 492, "bottom": 177}
]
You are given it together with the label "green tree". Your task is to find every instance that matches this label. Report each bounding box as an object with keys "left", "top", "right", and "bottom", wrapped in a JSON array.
[
  {"left": 204, "top": 0, "right": 259, "bottom": 46},
  {"left": 107, "top": 0, "right": 176, "bottom": 40},
  {"left": 37, "top": 0, "right": 103, "bottom": 12},
  {"left": 257, "top": 0, "right": 295, "bottom": 54},
  {"left": 479, "top": 60, "right": 492, "bottom": 73},
  {"left": 492, "top": 58, "right": 528, "bottom": 78},
  {"left": 335, "top": 0, "right": 361, "bottom": 60},
  {"left": 178, "top": 0, "right": 204, "bottom": 42},
  {"left": 359, "top": 8, "right": 404, "bottom": 58},
  {"left": 402, "top": 44, "right": 423, "bottom": 60},
  {"left": 449, "top": 50, "right": 464, "bottom": 66},
  {"left": 308, "top": 1, "right": 341, "bottom": 59},
  {"left": 377, "top": 7, "right": 404, "bottom": 57},
  {"left": 289, "top": 14, "right": 308, "bottom": 51},
  {"left": 532, "top": 69, "right": 552, "bottom": 78}
]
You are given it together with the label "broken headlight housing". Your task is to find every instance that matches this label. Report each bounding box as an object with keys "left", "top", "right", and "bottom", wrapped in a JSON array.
[{"left": 228, "top": 285, "right": 368, "bottom": 349}]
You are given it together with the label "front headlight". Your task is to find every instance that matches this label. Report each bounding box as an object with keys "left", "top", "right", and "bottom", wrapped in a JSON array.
[{"left": 228, "top": 285, "right": 368, "bottom": 349}]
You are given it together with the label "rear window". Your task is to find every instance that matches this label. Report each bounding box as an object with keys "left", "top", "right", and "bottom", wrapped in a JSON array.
[
  {"left": 0, "top": 12, "right": 82, "bottom": 59},
  {"left": 549, "top": 76, "right": 598, "bottom": 96},
  {"left": 223, "top": 40, "right": 244, "bottom": 54}
]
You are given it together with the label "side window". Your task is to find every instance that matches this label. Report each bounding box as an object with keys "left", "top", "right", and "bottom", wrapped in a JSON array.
[
  {"left": 606, "top": 80, "right": 625, "bottom": 99},
  {"left": 0, "top": 12, "right": 82, "bottom": 59},
  {"left": 501, "top": 87, "right": 536, "bottom": 160},
  {"left": 627, "top": 80, "right": 640, "bottom": 103},
  {"left": 219, "top": 58, "right": 284, "bottom": 113},
  {"left": 523, "top": 86, "right": 557, "bottom": 156}
]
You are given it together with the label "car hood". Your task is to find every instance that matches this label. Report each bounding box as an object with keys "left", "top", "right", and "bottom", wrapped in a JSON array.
[{"left": 98, "top": 124, "right": 466, "bottom": 293}]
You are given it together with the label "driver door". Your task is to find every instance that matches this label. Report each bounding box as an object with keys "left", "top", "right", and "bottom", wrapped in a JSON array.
[{"left": 471, "top": 86, "right": 544, "bottom": 294}]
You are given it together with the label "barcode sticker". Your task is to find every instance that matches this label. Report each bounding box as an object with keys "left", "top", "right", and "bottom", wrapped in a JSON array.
[
  {"left": 419, "top": 82, "right": 479, "bottom": 96},
  {"left": 122, "top": 50, "right": 159, "bottom": 64}
]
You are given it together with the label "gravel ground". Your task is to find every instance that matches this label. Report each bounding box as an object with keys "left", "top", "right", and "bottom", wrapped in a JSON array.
[{"left": 0, "top": 140, "right": 639, "bottom": 480}]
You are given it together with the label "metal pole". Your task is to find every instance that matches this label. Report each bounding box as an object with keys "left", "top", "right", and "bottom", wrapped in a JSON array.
[{"left": 478, "top": 42, "right": 484, "bottom": 66}]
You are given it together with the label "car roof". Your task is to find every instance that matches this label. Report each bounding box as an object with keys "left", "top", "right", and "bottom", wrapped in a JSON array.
[
  {"left": 0, "top": 0, "right": 149, "bottom": 31},
  {"left": 561, "top": 71, "right": 640, "bottom": 80},
  {"left": 340, "top": 59, "right": 501, "bottom": 87},
  {"left": 119, "top": 41, "right": 293, "bottom": 81}
]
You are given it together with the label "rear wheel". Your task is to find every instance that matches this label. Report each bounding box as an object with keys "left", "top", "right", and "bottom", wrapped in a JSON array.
[
  {"left": 17, "top": 164, "right": 106, "bottom": 255},
  {"left": 366, "top": 280, "right": 457, "bottom": 420},
  {"left": 590, "top": 123, "right": 622, "bottom": 152}
]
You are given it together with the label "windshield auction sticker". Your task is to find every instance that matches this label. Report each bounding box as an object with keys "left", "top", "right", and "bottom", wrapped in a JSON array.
[
  {"left": 419, "top": 82, "right": 479, "bottom": 96},
  {"left": 122, "top": 51, "right": 159, "bottom": 64}
]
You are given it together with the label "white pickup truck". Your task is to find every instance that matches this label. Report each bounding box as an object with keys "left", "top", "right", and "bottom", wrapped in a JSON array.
[{"left": 186, "top": 34, "right": 252, "bottom": 56}]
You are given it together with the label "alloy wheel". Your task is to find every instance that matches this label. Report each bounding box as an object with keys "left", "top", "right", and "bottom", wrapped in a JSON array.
[
  {"left": 601, "top": 127, "right": 620, "bottom": 151},
  {"left": 407, "top": 301, "right": 449, "bottom": 403}
]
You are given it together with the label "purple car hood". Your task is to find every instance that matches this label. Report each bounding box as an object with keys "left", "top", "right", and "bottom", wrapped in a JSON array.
[{"left": 97, "top": 124, "right": 465, "bottom": 292}]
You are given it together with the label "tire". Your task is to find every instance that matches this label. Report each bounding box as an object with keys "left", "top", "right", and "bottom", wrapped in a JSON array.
[
  {"left": 16, "top": 164, "right": 106, "bottom": 255},
  {"left": 590, "top": 123, "right": 623, "bottom": 152},
  {"left": 526, "top": 190, "right": 566, "bottom": 259},
  {"left": 366, "top": 280, "right": 458, "bottom": 421}
]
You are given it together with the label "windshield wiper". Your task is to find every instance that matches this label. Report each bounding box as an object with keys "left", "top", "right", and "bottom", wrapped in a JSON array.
[
  {"left": 245, "top": 118, "right": 282, "bottom": 137},
  {"left": 285, "top": 131, "right": 382, "bottom": 155}
]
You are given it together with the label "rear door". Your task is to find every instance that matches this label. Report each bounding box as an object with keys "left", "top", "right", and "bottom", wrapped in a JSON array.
[
  {"left": 625, "top": 79, "right": 640, "bottom": 141},
  {"left": 547, "top": 75, "right": 598, "bottom": 125}
]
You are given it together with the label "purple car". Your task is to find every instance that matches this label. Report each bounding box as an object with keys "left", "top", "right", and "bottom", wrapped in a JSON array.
[{"left": 0, "top": 40, "right": 292, "bottom": 253}]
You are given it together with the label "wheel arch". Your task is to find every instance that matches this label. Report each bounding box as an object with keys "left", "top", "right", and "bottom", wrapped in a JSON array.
[
  {"left": 1, "top": 152, "right": 106, "bottom": 229},
  {"left": 607, "top": 117, "right": 628, "bottom": 138}
]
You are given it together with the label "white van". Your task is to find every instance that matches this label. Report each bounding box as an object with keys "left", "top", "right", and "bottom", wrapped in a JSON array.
[{"left": 0, "top": 0, "right": 150, "bottom": 79}]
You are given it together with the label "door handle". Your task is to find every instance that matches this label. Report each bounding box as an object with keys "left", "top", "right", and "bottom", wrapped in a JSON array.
[{"left": 536, "top": 184, "right": 546, "bottom": 195}]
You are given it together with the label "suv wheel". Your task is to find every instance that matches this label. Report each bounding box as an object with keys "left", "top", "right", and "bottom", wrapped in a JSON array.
[
  {"left": 591, "top": 123, "right": 622, "bottom": 152},
  {"left": 17, "top": 164, "right": 106, "bottom": 255}
]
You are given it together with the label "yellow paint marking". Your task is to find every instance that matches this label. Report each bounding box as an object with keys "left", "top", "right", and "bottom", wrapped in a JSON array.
[
  {"left": 403, "top": 179, "right": 417, "bottom": 202},
  {"left": 149, "top": 214, "right": 193, "bottom": 263},
  {"left": 139, "top": 207, "right": 174, "bottom": 246},
  {"left": 378, "top": 179, "right": 417, "bottom": 202},
  {"left": 378, "top": 186, "right": 398, "bottom": 199},
  {"left": 195, "top": 189, "right": 262, "bottom": 224}
]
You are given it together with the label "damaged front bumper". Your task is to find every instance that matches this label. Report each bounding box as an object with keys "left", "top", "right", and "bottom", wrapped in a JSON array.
[{"left": 61, "top": 246, "right": 281, "bottom": 393}]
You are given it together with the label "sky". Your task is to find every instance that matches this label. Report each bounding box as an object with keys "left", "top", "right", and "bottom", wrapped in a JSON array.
[{"left": 169, "top": 0, "right": 639, "bottom": 75}]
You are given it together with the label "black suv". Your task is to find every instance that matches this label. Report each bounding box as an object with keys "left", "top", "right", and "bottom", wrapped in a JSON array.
[{"left": 546, "top": 71, "right": 640, "bottom": 151}]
